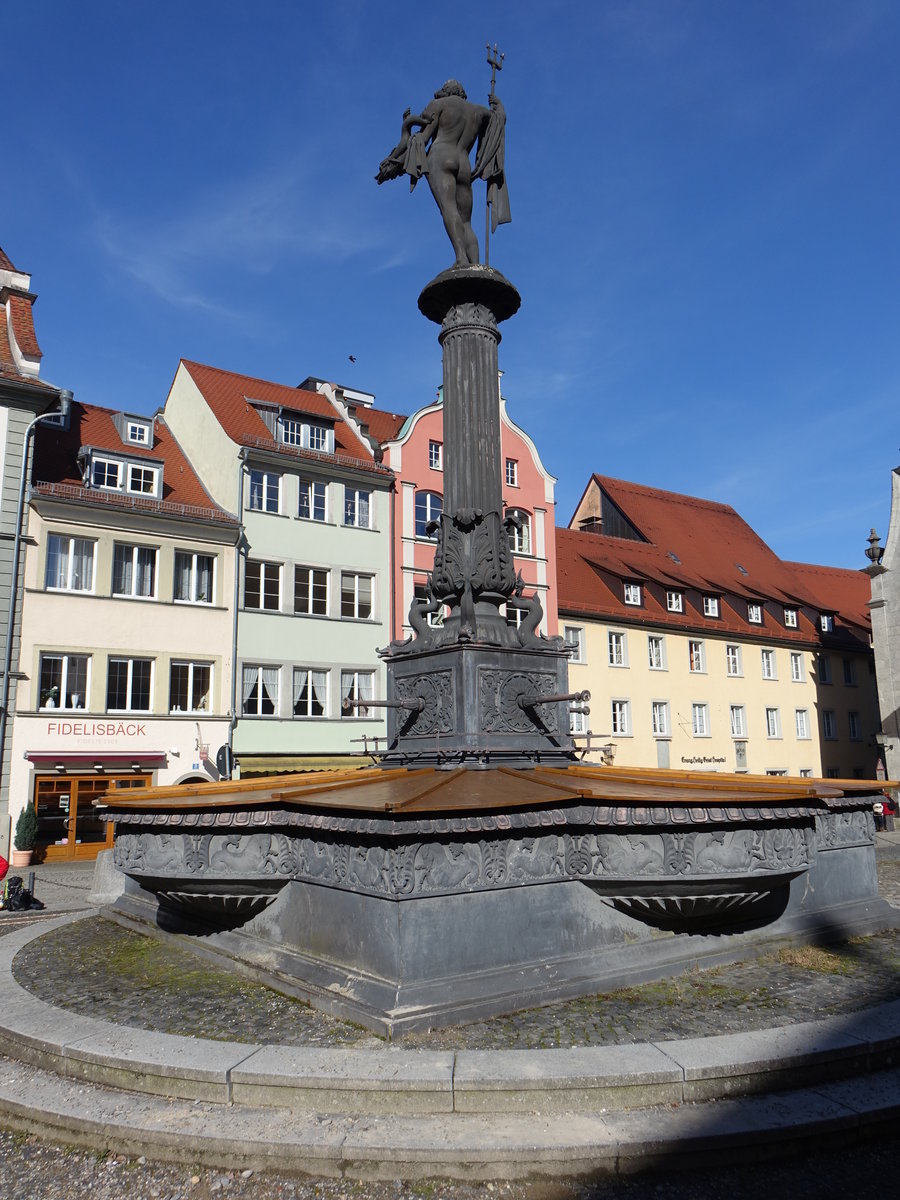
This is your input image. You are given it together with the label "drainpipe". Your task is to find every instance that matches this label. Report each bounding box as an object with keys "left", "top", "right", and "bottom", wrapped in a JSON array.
[
  {"left": 227, "top": 449, "right": 248, "bottom": 777},
  {"left": 0, "top": 391, "right": 73, "bottom": 833},
  {"left": 389, "top": 478, "right": 397, "bottom": 643}
]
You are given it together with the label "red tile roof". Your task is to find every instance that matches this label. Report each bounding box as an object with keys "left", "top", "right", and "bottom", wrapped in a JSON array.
[
  {"left": 0, "top": 246, "right": 15, "bottom": 271},
  {"left": 32, "top": 402, "right": 236, "bottom": 522},
  {"left": 6, "top": 292, "right": 41, "bottom": 358},
  {"left": 181, "top": 360, "right": 392, "bottom": 476}
]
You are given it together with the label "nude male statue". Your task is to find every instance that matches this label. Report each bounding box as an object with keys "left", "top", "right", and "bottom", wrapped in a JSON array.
[{"left": 376, "top": 80, "right": 510, "bottom": 268}]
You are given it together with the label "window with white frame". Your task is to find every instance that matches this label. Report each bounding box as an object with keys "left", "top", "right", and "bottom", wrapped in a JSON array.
[
  {"left": 293, "top": 667, "right": 328, "bottom": 717},
  {"left": 692, "top": 703, "right": 710, "bottom": 736},
  {"left": 292, "top": 420, "right": 334, "bottom": 453},
  {"left": 790, "top": 652, "right": 803, "bottom": 682},
  {"left": 784, "top": 607, "right": 798, "bottom": 628},
  {"left": 415, "top": 491, "right": 442, "bottom": 537},
  {"left": 748, "top": 602, "right": 763, "bottom": 624},
  {"left": 341, "top": 669, "right": 374, "bottom": 718},
  {"left": 817, "top": 654, "right": 832, "bottom": 684},
  {"left": 249, "top": 470, "right": 281, "bottom": 513},
  {"left": 822, "top": 709, "right": 837, "bottom": 740},
  {"left": 608, "top": 631, "right": 628, "bottom": 667},
  {"left": 244, "top": 560, "right": 281, "bottom": 611},
  {"left": 848, "top": 710, "right": 861, "bottom": 740},
  {"left": 820, "top": 613, "right": 834, "bottom": 633},
  {"left": 106, "top": 657, "right": 152, "bottom": 712},
  {"left": 242, "top": 665, "right": 279, "bottom": 716},
  {"left": 429, "top": 440, "right": 443, "bottom": 470},
  {"left": 651, "top": 700, "right": 670, "bottom": 737},
  {"left": 666, "top": 590, "right": 683, "bottom": 613},
  {"left": 505, "top": 603, "right": 525, "bottom": 630},
  {"left": 506, "top": 509, "right": 531, "bottom": 554},
  {"left": 112, "top": 543, "right": 157, "bottom": 599},
  {"left": 169, "top": 661, "right": 211, "bottom": 713},
  {"left": 39, "top": 653, "right": 89, "bottom": 710},
  {"left": 505, "top": 457, "right": 518, "bottom": 486},
  {"left": 765, "top": 707, "right": 781, "bottom": 738},
  {"left": 843, "top": 659, "right": 857, "bottom": 686},
  {"left": 564, "top": 626, "right": 585, "bottom": 662},
  {"left": 414, "top": 581, "right": 444, "bottom": 626},
  {"left": 761, "top": 648, "right": 776, "bottom": 680},
  {"left": 298, "top": 478, "right": 326, "bottom": 521},
  {"left": 703, "top": 595, "right": 719, "bottom": 618},
  {"left": 570, "top": 708, "right": 586, "bottom": 735},
  {"left": 624, "top": 582, "right": 642, "bottom": 606},
  {"left": 795, "top": 708, "right": 810, "bottom": 739},
  {"left": 800, "top": 768, "right": 813, "bottom": 778},
  {"left": 688, "top": 640, "right": 705, "bottom": 672},
  {"left": 45, "top": 535, "right": 95, "bottom": 592},
  {"left": 648, "top": 635, "right": 666, "bottom": 670},
  {"left": 730, "top": 705, "right": 746, "bottom": 737},
  {"left": 174, "top": 551, "right": 214, "bottom": 604},
  {"left": 341, "top": 572, "right": 373, "bottom": 619},
  {"left": 294, "top": 566, "right": 329, "bottom": 616},
  {"left": 281, "top": 416, "right": 304, "bottom": 446},
  {"left": 91, "top": 457, "right": 121, "bottom": 490},
  {"left": 126, "top": 463, "right": 158, "bottom": 495},
  {"left": 126, "top": 420, "right": 150, "bottom": 445},
  {"left": 344, "top": 487, "right": 372, "bottom": 528},
  {"left": 611, "top": 699, "right": 630, "bottom": 735},
  {"left": 726, "top": 644, "right": 743, "bottom": 676}
]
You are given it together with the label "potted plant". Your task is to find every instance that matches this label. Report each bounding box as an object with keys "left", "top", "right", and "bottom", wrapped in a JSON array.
[{"left": 12, "top": 803, "right": 39, "bottom": 867}]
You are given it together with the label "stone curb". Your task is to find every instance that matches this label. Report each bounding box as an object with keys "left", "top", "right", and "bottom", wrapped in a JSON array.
[{"left": 0, "top": 915, "right": 898, "bottom": 1118}]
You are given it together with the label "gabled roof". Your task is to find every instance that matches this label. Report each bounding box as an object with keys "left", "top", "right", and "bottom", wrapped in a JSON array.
[
  {"left": 359, "top": 405, "right": 408, "bottom": 444},
  {"left": 32, "top": 402, "right": 236, "bottom": 523},
  {"left": 0, "top": 245, "right": 55, "bottom": 391},
  {"left": 180, "top": 360, "right": 391, "bottom": 476},
  {"left": 785, "top": 561, "right": 872, "bottom": 639}
]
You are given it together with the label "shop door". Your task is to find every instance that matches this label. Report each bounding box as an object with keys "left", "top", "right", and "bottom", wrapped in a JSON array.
[{"left": 34, "top": 774, "right": 149, "bottom": 862}]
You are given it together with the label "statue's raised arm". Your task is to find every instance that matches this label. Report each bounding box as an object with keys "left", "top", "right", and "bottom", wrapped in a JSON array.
[{"left": 376, "top": 79, "right": 510, "bottom": 268}]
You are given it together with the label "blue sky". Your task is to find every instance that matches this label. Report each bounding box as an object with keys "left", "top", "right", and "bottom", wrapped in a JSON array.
[{"left": 5, "top": 1, "right": 899, "bottom": 569}]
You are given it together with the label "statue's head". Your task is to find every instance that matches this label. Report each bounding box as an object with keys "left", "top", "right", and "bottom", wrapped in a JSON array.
[{"left": 435, "top": 79, "right": 467, "bottom": 100}]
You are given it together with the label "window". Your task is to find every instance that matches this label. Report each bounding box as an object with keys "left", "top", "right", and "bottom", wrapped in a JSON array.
[
  {"left": 341, "top": 572, "right": 373, "bottom": 619},
  {"left": 302, "top": 421, "right": 333, "bottom": 453},
  {"left": 765, "top": 707, "right": 781, "bottom": 738},
  {"left": 790, "top": 652, "right": 803, "bottom": 683},
  {"left": 795, "top": 709, "right": 810, "bottom": 739},
  {"left": 822, "top": 710, "right": 836, "bottom": 740},
  {"left": 689, "top": 640, "right": 705, "bottom": 673},
  {"left": 39, "top": 654, "right": 88, "bottom": 710},
  {"left": 429, "top": 440, "right": 443, "bottom": 470},
  {"left": 126, "top": 420, "right": 150, "bottom": 445},
  {"left": 800, "top": 769, "right": 813, "bottom": 778},
  {"left": 651, "top": 701, "right": 670, "bottom": 737},
  {"left": 726, "top": 644, "right": 743, "bottom": 676},
  {"left": 608, "top": 631, "right": 628, "bottom": 667},
  {"left": 249, "top": 470, "right": 280, "bottom": 513},
  {"left": 648, "top": 635, "right": 666, "bottom": 670},
  {"left": 692, "top": 703, "right": 709, "bottom": 736},
  {"left": 505, "top": 458, "right": 518, "bottom": 486},
  {"left": 564, "top": 626, "right": 585, "bottom": 662},
  {"left": 174, "top": 551, "right": 214, "bottom": 604},
  {"left": 341, "top": 669, "right": 374, "bottom": 718},
  {"left": 45, "top": 535, "right": 95, "bottom": 592},
  {"left": 748, "top": 603, "right": 763, "bottom": 624},
  {"left": 570, "top": 708, "right": 586, "bottom": 735},
  {"left": 242, "top": 665, "right": 279, "bottom": 716},
  {"left": 611, "top": 699, "right": 630, "bottom": 735},
  {"left": 91, "top": 458, "right": 120, "bottom": 490},
  {"left": 849, "top": 711, "right": 861, "bottom": 741},
  {"left": 784, "top": 607, "right": 798, "bottom": 628},
  {"left": 415, "top": 491, "right": 442, "bottom": 537},
  {"left": 703, "top": 596, "right": 719, "bottom": 618},
  {"left": 298, "top": 478, "right": 326, "bottom": 521},
  {"left": 818, "top": 654, "right": 832, "bottom": 684},
  {"left": 107, "top": 658, "right": 152, "bottom": 712},
  {"left": 169, "top": 662, "right": 211, "bottom": 713},
  {"left": 666, "top": 590, "right": 683, "bottom": 613},
  {"left": 730, "top": 705, "right": 746, "bottom": 737},
  {"left": 293, "top": 667, "right": 328, "bottom": 717},
  {"left": 294, "top": 566, "right": 328, "bottom": 616},
  {"left": 245, "top": 560, "right": 281, "bottom": 611},
  {"left": 820, "top": 614, "right": 834, "bottom": 633},
  {"left": 624, "top": 583, "right": 642, "bottom": 606},
  {"left": 414, "top": 581, "right": 444, "bottom": 626},
  {"left": 506, "top": 603, "right": 525, "bottom": 630},
  {"left": 127, "top": 464, "right": 157, "bottom": 495},
  {"left": 825, "top": 767, "right": 840, "bottom": 778},
  {"left": 280, "top": 417, "right": 304, "bottom": 446},
  {"left": 843, "top": 659, "right": 857, "bottom": 686},
  {"left": 506, "top": 509, "right": 531, "bottom": 554},
  {"left": 761, "top": 649, "right": 776, "bottom": 680},
  {"left": 112, "top": 543, "right": 157, "bottom": 598},
  {"left": 344, "top": 487, "right": 372, "bottom": 528}
]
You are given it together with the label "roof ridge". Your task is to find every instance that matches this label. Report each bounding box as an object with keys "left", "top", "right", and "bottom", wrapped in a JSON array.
[
  {"left": 594, "top": 473, "right": 738, "bottom": 515},
  {"left": 182, "top": 359, "right": 320, "bottom": 399}
]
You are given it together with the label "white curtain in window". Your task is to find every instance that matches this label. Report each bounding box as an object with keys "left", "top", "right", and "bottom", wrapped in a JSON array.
[
  {"left": 341, "top": 672, "right": 354, "bottom": 704},
  {"left": 261, "top": 668, "right": 279, "bottom": 711},
  {"left": 293, "top": 669, "right": 307, "bottom": 708},
  {"left": 135, "top": 547, "right": 155, "bottom": 596},
  {"left": 197, "top": 556, "right": 212, "bottom": 602},
  {"left": 242, "top": 667, "right": 257, "bottom": 711},
  {"left": 175, "top": 553, "right": 191, "bottom": 600},
  {"left": 359, "top": 492, "right": 370, "bottom": 527},
  {"left": 73, "top": 540, "right": 93, "bottom": 587},
  {"left": 113, "top": 547, "right": 131, "bottom": 594},
  {"left": 311, "top": 671, "right": 328, "bottom": 712}
]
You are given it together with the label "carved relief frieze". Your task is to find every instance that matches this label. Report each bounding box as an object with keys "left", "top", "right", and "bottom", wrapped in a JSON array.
[
  {"left": 815, "top": 809, "right": 874, "bottom": 849},
  {"left": 395, "top": 670, "right": 455, "bottom": 736},
  {"left": 480, "top": 668, "right": 560, "bottom": 734}
]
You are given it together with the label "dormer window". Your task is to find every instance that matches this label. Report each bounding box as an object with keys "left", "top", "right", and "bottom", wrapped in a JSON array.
[
  {"left": 820, "top": 613, "right": 834, "bottom": 633},
  {"left": 281, "top": 416, "right": 334, "bottom": 454},
  {"left": 126, "top": 419, "right": 151, "bottom": 446},
  {"left": 127, "top": 464, "right": 159, "bottom": 495},
  {"left": 666, "top": 590, "right": 683, "bottom": 613},
  {"left": 624, "top": 583, "right": 642, "bottom": 606},
  {"left": 748, "top": 602, "right": 763, "bottom": 624},
  {"left": 91, "top": 458, "right": 121, "bottom": 490},
  {"left": 703, "top": 596, "right": 719, "bottom": 618},
  {"left": 784, "top": 607, "right": 798, "bottom": 628}
]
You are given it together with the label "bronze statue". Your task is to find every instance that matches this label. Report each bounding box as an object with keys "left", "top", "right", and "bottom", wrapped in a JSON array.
[{"left": 376, "top": 78, "right": 510, "bottom": 267}]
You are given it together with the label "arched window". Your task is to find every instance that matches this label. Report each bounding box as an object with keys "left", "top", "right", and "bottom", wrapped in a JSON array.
[
  {"left": 415, "top": 491, "right": 442, "bottom": 538},
  {"left": 506, "top": 508, "right": 532, "bottom": 555}
]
